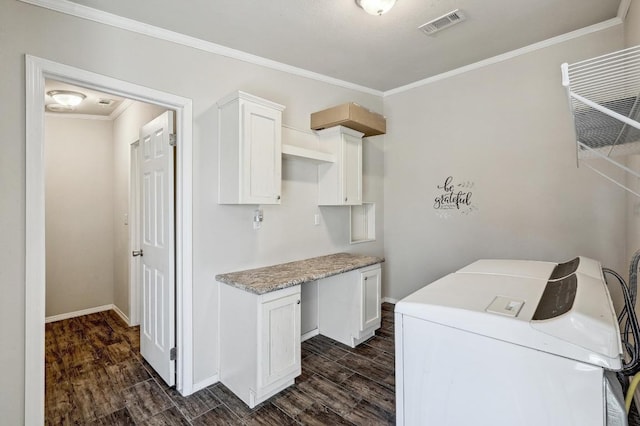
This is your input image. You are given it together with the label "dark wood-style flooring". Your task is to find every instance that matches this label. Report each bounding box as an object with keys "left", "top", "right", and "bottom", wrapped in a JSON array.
[
  {"left": 45, "top": 303, "right": 397, "bottom": 425},
  {"left": 46, "top": 303, "right": 640, "bottom": 425}
]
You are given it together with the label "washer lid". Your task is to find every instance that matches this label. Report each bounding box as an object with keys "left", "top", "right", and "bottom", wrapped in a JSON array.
[
  {"left": 396, "top": 270, "right": 622, "bottom": 369},
  {"left": 456, "top": 259, "right": 556, "bottom": 279}
]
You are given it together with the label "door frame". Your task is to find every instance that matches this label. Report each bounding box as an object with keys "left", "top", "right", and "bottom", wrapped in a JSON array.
[
  {"left": 25, "top": 55, "right": 194, "bottom": 425},
  {"left": 129, "top": 140, "right": 141, "bottom": 326}
]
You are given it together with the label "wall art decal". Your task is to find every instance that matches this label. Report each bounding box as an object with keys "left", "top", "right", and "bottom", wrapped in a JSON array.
[{"left": 433, "top": 176, "right": 478, "bottom": 218}]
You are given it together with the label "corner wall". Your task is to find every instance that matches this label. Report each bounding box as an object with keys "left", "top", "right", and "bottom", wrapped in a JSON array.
[
  {"left": 624, "top": 0, "right": 640, "bottom": 307},
  {"left": 44, "top": 116, "right": 115, "bottom": 316},
  {"left": 625, "top": 0, "right": 640, "bottom": 46},
  {"left": 383, "top": 25, "right": 626, "bottom": 301}
]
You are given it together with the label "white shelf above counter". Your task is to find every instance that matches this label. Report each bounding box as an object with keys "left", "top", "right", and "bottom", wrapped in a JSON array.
[
  {"left": 282, "top": 144, "right": 335, "bottom": 164},
  {"left": 281, "top": 124, "right": 336, "bottom": 164}
]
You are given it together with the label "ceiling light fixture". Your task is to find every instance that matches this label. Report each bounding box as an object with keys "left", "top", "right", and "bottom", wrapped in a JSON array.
[
  {"left": 47, "top": 90, "right": 86, "bottom": 107},
  {"left": 355, "top": 0, "right": 396, "bottom": 16}
]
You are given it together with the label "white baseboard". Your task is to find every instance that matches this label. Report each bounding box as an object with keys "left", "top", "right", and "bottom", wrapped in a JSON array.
[
  {"left": 192, "top": 374, "right": 219, "bottom": 393},
  {"left": 45, "top": 304, "right": 115, "bottom": 323},
  {"left": 382, "top": 297, "right": 398, "bottom": 304},
  {"left": 301, "top": 329, "right": 320, "bottom": 342},
  {"left": 111, "top": 304, "right": 130, "bottom": 326},
  {"left": 46, "top": 303, "right": 130, "bottom": 325}
]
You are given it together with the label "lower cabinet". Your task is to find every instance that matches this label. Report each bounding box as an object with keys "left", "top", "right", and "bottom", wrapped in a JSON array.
[
  {"left": 219, "top": 285, "right": 301, "bottom": 408},
  {"left": 318, "top": 264, "right": 382, "bottom": 347}
]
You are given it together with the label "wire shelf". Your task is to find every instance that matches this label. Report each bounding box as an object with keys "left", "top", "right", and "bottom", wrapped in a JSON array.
[{"left": 562, "top": 45, "right": 640, "bottom": 196}]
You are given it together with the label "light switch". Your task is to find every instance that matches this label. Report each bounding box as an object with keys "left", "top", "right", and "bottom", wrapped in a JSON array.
[{"left": 314, "top": 213, "right": 321, "bottom": 226}]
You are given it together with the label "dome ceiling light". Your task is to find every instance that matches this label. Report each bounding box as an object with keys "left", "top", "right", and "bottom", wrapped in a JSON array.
[
  {"left": 355, "top": 0, "right": 396, "bottom": 16},
  {"left": 47, "top": 90, "right": 86, "bottom": 107}
]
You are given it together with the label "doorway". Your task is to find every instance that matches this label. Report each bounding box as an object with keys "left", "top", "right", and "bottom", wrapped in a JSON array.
[{"left": 25, "top": 55, "right": 194, "bottom": 425}]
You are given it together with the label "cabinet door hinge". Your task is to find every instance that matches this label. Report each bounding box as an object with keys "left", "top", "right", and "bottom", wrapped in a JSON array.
[
  {"left": 170, "top": 347, "right": 177, "bottom": 361},
  {"left": 169, "top": 133, "right": 177, "bottom": 147}
]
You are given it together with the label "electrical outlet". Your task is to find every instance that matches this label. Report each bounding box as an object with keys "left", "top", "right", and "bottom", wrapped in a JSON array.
[{"left": 253, "top": 209, "right": 263, "bottom": 230}]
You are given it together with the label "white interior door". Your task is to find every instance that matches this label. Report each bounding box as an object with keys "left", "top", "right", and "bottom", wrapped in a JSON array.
[
  {"left": 139, "top": 111, "right": 175, "bottom": 386},
  {"left": 129, "top": 140, "right": 141, "bottom": 327}
]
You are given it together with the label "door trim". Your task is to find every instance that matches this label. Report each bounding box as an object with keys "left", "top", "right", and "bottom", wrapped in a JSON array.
[
  {"left": 25, "top": 55, "right": 194, "bottom": 425},
  {"left": 129, "top": 140, "right": 141, "bottom": 326}
]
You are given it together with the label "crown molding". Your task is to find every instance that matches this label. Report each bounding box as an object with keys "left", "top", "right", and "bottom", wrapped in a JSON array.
[
  {"left": 618, "top": 0, "right": 632, "bottom": 20},
  {"left": 18, "top": 0, "right": 383, "bottom": 97},
  {"left": 383, "top": 17, "right": 623, "bottom": 97},
  {"left": 19, "top": 0, "right": 625, "bottom": 99}
]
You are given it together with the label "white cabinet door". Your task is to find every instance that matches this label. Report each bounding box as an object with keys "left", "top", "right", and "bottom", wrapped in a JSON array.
[
  {"left": 317, "top": 126, "right": 363, "bottom": 206},
  {"left": 219, "top": 284, "right": 301, "bottom": 408},
  {"left": 342, "top": 132, "right": 362, "bottom": 205},
  {"left": 217, "top": 91, "right": 284, "bottom": 204},
  {"left": 360, "top": 266, "right": 381, "bottom": 331},
  {"left": 318, "top": 264, "right": 382, "bottom": 347},
  {"left": 242, "top": 102, "right": 282, "bottom": 204},
  {"left": 259, "top": 292, "right": 301, "bottom": 388}
]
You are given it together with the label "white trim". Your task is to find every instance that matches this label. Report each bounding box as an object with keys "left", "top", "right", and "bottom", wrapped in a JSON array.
[
  {"left": 45, "top": 304, "right": 114, "bottom": 323},
  {"left": 384, "top": 17, "right": 624, "bottom": 97},
  {"left": 192, "top": 374, "right": 220, "bottom": 393},
  {"left": 44, "top": 304, "right": 130, "bottom": 325},
  {"left": 45, "top": 111, "right": 112, "bottom": 121},
  {"left": 129, "top": 140, "right": 141, "bottom": 327},
  {"left": 17, "top": 0, "right": 382, "bottom": 97},
  {"left": 301, "top": 329, "right": 320, "bottom": 342},
  {"left": 18, "top": 0, "right": 627, "bottom": 97},
  {"left": 618, "top": 0, "right": 632, "bottom": 20},
  {"left": 44, "top": 99, "right": 133, "bottom": 121},
  {"left": 111, "top": 304, "right": 130, "bottom": 325},
  {"left": 382, "top": 297, "right": 398, "bottom": 304},
  {"left": 25, "top": 54, "right": 46, "bottom": 426},
  {"left": 25, "top": 55, "right": 194, "bottom": 426},
  {"left": 110, "top": 99, "right": 133, "bottom": 120}
]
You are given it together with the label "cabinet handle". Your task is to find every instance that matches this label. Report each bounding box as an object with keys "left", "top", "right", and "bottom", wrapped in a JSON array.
[
  {"left": 345, "top": 197, "right": 348, "bottom": 202},
  {"left": 364, "top": 277, "right": 368, "bottom": 280},
  {"left": 297, "top": 300, "right": 301, "bottom": 304},
  {"left": 277, "top": 195, "right": 281, "bottom": 200}
]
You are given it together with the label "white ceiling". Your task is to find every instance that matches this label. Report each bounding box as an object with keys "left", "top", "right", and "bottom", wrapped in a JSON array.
[
  {"left": 45, "top": 79, "right": 126, "bottom": 117},
  {"left": 65, "top": 0, "right": 622, "bottom": 91}
]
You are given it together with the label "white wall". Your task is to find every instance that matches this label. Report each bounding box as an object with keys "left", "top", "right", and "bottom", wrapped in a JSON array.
[
  {"left": 45, "top": 115, "right": 115, "bottom": 316},
  {"left": 624, "top": 0, "right": 640, "bottom": 312},
  {"left": 626, "top": 0, "right": 640, "bottom": 46},
  {"left": 112, "top": 101, "right": 167, "bottom": 320},
  {"left": 383, "top": 26, "right": 627, "bottom": 301},
  {"left": 0, "top": 2, "right": 384, "bottom": 422}
]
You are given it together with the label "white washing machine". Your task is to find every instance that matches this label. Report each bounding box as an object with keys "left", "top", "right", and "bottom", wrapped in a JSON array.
[{"left": 395, "top": 257, "right": 627, "bottom": 426}]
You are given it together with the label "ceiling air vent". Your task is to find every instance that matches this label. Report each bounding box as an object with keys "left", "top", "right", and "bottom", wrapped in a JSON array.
[
  {"left": 419, "top": 9, "right": 466, "bottom": 36},
  {"left": 97, "top": 98, "right": 115, "bottom": 107}
]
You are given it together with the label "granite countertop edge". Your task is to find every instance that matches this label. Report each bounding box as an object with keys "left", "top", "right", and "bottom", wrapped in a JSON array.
[{"left": 215, "top": 253, "right": 384, "bottom": 295}]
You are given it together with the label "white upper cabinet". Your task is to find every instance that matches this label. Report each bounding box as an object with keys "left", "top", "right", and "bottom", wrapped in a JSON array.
[
  {"left": 218, "top": 91, "right": 285, "bottom": 204},
  {"left": 317, "top": 126, "right": 363, "bottom": 206}
]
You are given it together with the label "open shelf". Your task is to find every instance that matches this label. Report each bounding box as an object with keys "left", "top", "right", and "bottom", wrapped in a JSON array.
[
  {"left": 350, "top": 202, "right": 375, "bottom": 244},
  {"left": 562, "top": 45, "right": 640, "bottom": 197},
  {"left": 282, "top": 144, "right": 336, "bottom": 164}
]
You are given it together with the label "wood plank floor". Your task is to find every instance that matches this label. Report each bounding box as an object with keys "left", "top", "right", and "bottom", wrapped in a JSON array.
[{"left": 45, "top": 303, "right": 397, "bottom": 425}]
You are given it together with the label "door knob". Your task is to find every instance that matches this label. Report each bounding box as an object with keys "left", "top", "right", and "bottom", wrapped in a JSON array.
[{"left": 132, "top": 249, "right": 143, "bottom": 257}]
